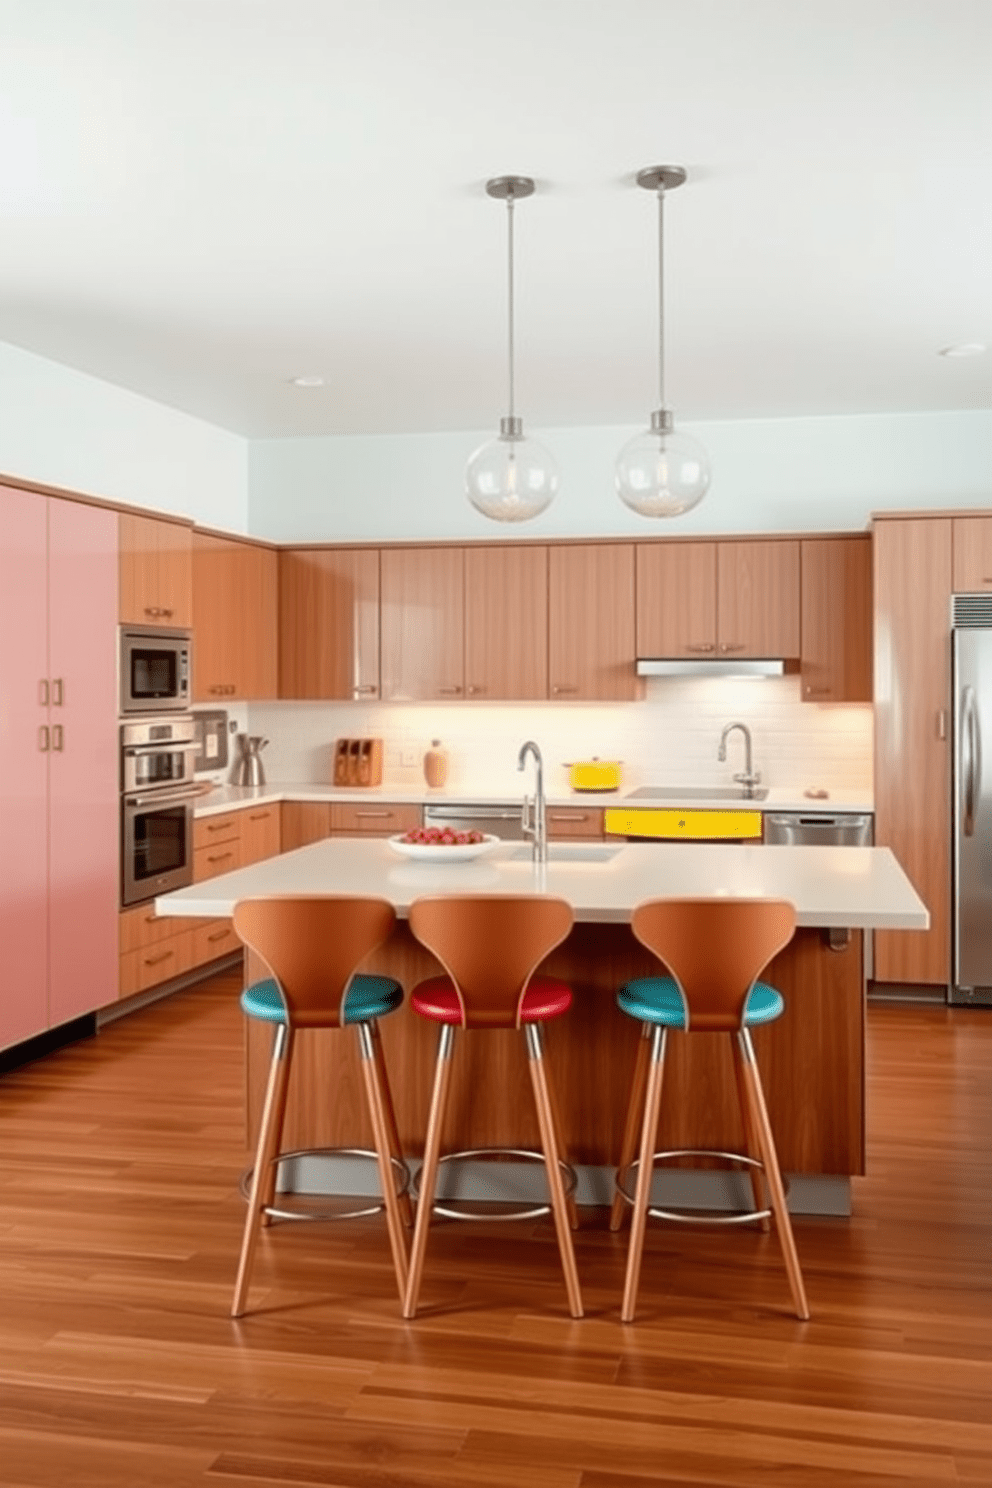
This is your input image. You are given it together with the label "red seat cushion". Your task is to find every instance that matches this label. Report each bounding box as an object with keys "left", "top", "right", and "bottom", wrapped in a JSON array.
[{"left": 410, "top": 975, "right": 573, "bottom": 1025}]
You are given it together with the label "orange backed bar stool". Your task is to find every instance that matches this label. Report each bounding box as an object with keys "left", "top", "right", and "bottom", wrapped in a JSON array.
[
  {"left": 403, "top": 894, "right": 583, "bottom": 1320},
  {"left": 611, "top": 897, "right": 809, "bottom": 1323},
  {"left": 230, "top": 895, "right": 411, "bottom": 1318}
]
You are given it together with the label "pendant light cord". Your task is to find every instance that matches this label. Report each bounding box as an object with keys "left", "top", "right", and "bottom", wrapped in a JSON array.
[
  {"left": 506, "top": 191, "right": 516, "bottom": 422},
  {"left": 656, "top": 182, "right": 666, "bottom": 412}
]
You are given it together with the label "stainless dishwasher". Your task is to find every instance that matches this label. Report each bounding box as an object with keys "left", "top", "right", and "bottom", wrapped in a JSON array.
[{"left": 764, "top": 812, "right": 873, "bottom": 847}]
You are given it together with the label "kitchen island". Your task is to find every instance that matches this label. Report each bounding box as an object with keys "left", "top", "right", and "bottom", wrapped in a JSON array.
[{"left": 157, "top": 837, "right": 927, "bottom": 1214}]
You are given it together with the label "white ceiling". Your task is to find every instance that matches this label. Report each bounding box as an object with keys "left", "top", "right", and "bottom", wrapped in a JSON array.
[{"left": 1, "top": 0, "right": 990, "bottom": 439}]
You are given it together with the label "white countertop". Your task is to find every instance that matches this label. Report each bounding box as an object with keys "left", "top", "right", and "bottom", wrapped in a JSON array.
[
  {"left": 194, "top": 782, "right": 874, "bottom": 818},
  {"left": 158, "top": 837, "right": 925, "bottom": 931}
]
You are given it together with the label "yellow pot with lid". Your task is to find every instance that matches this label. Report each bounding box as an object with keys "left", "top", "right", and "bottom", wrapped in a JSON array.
[{"left": 565, "top": 758, "right": 623, "bottom": 792}]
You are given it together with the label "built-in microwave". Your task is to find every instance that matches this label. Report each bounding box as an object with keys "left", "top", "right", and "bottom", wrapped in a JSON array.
[{"left": 120, "top": 626, "right": 192, "bottom": 715}]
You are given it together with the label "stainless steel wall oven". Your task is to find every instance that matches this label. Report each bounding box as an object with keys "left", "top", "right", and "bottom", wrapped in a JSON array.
[{"left": 120, "top": 715, "right": 204, "bottom": 906}]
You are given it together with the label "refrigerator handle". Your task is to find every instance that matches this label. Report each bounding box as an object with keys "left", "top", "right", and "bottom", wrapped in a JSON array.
[{"left": 962, "top": 685, "right": 981, "bottom": 838}]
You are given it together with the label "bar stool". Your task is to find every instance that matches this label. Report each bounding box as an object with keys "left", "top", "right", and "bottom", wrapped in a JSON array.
[
  {"left": 611, "top": 897, "right": 809, "bottom": 1323},
  {"left": 403, "top": 894, "right": 583, "bottom": 1320},
  {"left": 230, "top": 895, "right": 411, "bottom": 1318}
]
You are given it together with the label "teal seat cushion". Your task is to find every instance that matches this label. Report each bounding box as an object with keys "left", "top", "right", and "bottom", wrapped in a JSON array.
[
  {"left": 241, "top": 974, "right": 403, "bottom": 1025},
  {"left": 617, "top": 975, "right": 784, "bottom": 1028}
]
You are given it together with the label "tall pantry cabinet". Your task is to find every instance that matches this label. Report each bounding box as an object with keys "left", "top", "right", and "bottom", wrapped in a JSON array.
[{"left": 0, "top": 485, "right": 118, "bottom": 1051}]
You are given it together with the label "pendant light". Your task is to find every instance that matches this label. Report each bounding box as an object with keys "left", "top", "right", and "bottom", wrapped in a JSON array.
[
  {"left": 466, "top": 175, "right": 558, "bottom": 523},
  {"left": 616, "top": 165, "right": 710, "bottom": 517}
]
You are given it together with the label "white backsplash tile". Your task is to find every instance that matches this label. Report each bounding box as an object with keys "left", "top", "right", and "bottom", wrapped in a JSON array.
[{"left": 248, "top": 676, "right": 872, "bottom": 798}]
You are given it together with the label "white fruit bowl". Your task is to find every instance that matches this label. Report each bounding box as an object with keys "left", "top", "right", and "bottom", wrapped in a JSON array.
[{"left": 386, "top": 833, "right": 501, "bottom": 862}]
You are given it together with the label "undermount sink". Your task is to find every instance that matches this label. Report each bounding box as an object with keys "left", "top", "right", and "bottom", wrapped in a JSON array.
[
  {"left": 625, "top": 785, "right": 769, "bottom": 803},
  {"left": 507, "top": 844, "right": 623, "bottom": 864}
]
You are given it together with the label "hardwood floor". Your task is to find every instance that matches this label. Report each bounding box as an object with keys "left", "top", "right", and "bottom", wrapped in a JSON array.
[{"left": 0, "top": 971, "right": 990, "bottom": 1486}]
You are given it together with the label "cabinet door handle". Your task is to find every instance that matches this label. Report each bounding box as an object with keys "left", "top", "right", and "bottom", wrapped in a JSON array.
[
  {"left": 144, "top": 606, "right": 162, "bottom": 617},
  {"left": 143, "top": 950, "right": 174, "bottom": 967},
  {"left": 354, "top": 684, "right": 378, "bottom": 696},
  {"left": 248, "top": 812, "right": 271, "bottom": 822},
  {"left": 551, "top": 684, "right": 579, "bottom": 695},
  {"left": 437, "top": 685, "right": 463, "bottom": 696},
  {"left": 206, "top": 927, "right": 232, "bottom": 943},
  {"left": 466, "top": 683, "right": 486, "bottom": 695},
  {"left": 51, "top": 678, "right": 64, "bottom": 706},
  {"left": 51, "top": 725, "right": 64, "bottom": 752},
  {"left": 38, "top": 725, "right": 50, "bottom": 752},
  {"left": 719, "top": 642, "right": 747, "bottom": 653},
  {"left": 685, "top": 643, "right": 716, "bottom": 654},
  {"left": 39, "top": 679, "right": 49, "bottom": 706}
]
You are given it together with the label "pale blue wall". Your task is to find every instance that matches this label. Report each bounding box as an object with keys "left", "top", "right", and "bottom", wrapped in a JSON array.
[
  {"left": 0, "top": 340, "right": 248, "bottom": 530},
  {"left": 247, "top": 409, "right": 992, "bottom": 543}
]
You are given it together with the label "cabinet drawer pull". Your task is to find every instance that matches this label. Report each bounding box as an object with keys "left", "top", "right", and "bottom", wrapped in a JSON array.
[
  {"left": 143, "top": 950, "right": 174, "bottom": 967},
  {"left": 437, "top": 685, "right": 463, "bottom": 695},
  {"left": 248, "top": 812, "right": 271, "bottom": 821},
  {"left": 38, "top": 725, "right": 50, "bottom": 752},
  {"left": 354, "top": 810, "right": 391, "bottom": 818},
  {"left": 550, "top": 812, "right": 589, "bottom": 822},
  {"left": 205, "top": 820, "right": 233, "bottom": 832},
  {"left": 51, "top": 725, "right": 64, "bottom": 752},
  {"left": 354, "top": 684, "right": 378, "bottom": 696},
  {"left": 207, "top": 851, "right": 234, "bottom": 864},
  {"left": 685, "top": 643, "right": 716, "bottom": 654},
  {"left": 206, "top": 927, "right": 232, "bottom": 943},
  {"left": 551, "top": 684, "right": 579, "bottom": 695}
]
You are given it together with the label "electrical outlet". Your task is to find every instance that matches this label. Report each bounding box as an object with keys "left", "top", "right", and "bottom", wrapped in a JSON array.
[{"left": 401, "top": 747, "right": 418, "bottom": 767}]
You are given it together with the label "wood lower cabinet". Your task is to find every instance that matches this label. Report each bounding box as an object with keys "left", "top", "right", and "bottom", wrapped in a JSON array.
[
  {"left": 119, "top": 511, "right": 193, "bottom": 628},
  {"left": 637, "top": 538, "right": 800, "bottom": 661},
  {"left": 0, "top": 485, "right": 118, "bottom": 1051},
  {"left": 546, "top": 806, "right": 605, "bottom": 840},
  {"left": 193, "top": 531, "right": 278, "bottom": 700},
  {"left": 549, "top": 544, "right": 639, "bottom": 701},
  {"left": 330, "top": 802, "right": 421, "bottom": 837},
  {"left": 281, "top": 801, "right": 333, "bottom": 851},
  {"left": 873, "top": 516, "right": 951, "bottom": 986},
  {"left": 380, "top": 546, "right": 464, "bottom": 701},
  {"left": 464, "top": 545, "right": 548, "bottom": 700},
  {"left": 800, "top": 536, "right": 873, "bottom": 702},
  {"left": 279, "top": 547, "right": 380, "bottom": 699}
]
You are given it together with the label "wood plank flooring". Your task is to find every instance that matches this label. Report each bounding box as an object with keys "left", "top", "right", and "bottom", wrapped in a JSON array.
[{"left": 0, "top": 971, "right": 990, "bottom": 1486}]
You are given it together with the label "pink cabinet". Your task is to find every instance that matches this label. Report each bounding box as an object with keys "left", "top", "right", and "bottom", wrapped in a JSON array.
[{"left": 0, "top": 485, "right": 118, "bottom": 1051}]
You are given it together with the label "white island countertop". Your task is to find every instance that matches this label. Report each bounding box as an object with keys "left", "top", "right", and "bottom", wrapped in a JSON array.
[{"left": 157, "top": 837, "right": 926, "bottom": 932}]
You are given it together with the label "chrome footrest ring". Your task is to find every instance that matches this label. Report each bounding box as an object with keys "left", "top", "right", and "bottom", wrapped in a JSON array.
[
  {"left": 414, "top": 1146, "right": 577, "bottom": 1223},
  {"left": 615, "top": 1147, "right": 776, "bottom": 1227},
  {"left": 239, "top": 1146, "right": 411, "bottom": 1224}
]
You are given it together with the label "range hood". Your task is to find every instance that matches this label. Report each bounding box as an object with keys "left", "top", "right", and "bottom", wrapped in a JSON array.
[{"left": 636, "top": 658, "right": 785, "bottom": 679}]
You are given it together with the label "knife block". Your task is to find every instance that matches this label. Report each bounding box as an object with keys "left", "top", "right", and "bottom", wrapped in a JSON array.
[{"left": 333, "top": 737, "right": 384, "bottom": 787}]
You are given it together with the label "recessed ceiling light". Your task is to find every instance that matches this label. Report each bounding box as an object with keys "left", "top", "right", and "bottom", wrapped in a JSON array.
[
  {"left": 938, "top": 343, "right": 987, "bottom": 358},
  {"left": 290, "top": 375, "right": 325, "bottom": 387}
]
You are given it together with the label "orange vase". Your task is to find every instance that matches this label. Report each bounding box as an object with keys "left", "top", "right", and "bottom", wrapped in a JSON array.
[{"left": 423, "top": 739, "right": 448, "bottom": 788}]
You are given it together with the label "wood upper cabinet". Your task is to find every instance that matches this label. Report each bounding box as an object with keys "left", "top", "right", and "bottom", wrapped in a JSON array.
[
  {"left": 380, "top": 546, "right": 464, "bottom": 701},
  {"left": 800, "top": 536, "right": 873, "bottom": 703},
  {"left": 119, "top": 511, "right": 193, "bottom": 628},
  {"left": 717, "top": 540, "right": 800, "bottom": 658},
  {"left": 952, "top": 516, "right": 992, "bottom": 592},
  {"left": 193, "top": 531, "right": 278, "bottom": 701},
  {"left": 464, "top": 545, "right": 548, "bottom": 700},
  {"left": 636, "top": 541, "right": 717, "bottom": 657},
  {"left": 873, "top": 516, "right": 951, "bottom": 987},
  {"left": 279, "top": 547, "right": 380, "bottom": 700},
  {"left": 637, "top": 539, "right": 800, "bottom": 659},
  {"left": 549, "top": 544, "right": 639, "bottom": 701}
]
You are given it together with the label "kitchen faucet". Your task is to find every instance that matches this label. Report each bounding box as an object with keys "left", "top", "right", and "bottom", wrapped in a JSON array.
[
  {"left": 718, "top": 721, "right": 762, "bottom": 798},
  {"left": 517, "top": 740, "right": 547, "bottom": 863}
]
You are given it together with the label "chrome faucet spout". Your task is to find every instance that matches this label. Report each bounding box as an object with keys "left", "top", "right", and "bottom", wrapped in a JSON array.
[
  {"left": 517, "top": 740, "right": 547, "bottom": 863},
  {"left": 718, "top": 722, "right": 761, "bottom": 798}
]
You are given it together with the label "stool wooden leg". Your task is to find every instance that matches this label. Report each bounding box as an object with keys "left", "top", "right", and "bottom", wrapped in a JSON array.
[
  {"left": 730, "top": 1035, "right": 770, "bottom": 1233},
  {"left": 541, "top": 1040, "right": 579, "bottom": 1231},
  {"left": 610, "top": 1020, "right": 653, "bottom": 1232},
  {"left": 259, "top": 1023, "right": 293, "bottom": 1227},
  {"left": 525, "top": 1024, "right": 584, "bottom": 1319},
  {"left": 368, "top": 1020, "right": 413, "bottom": 1228},
  {"left": 738, "top": 1030, "right": 810, "bottom": 1321},
  {"left": 403, "top": 1024, "right": 456, "bottom": 1320},
  {"left": 356, "top": 1022, "right": 409, "bottom": 1303},
  {"left": 621, "top": 1025, "right": 667, "bottom": 1324},
  {"left": 232, "top": 1023, "right": 293, "bottom": 1318}
]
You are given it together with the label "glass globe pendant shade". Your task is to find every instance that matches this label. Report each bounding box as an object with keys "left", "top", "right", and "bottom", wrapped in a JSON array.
[
  {"left": 466, "top": 416, "right": 558, "bottom": 523},
  {"left": 615, "top": 409, "right": 710, "bottom": 518}
]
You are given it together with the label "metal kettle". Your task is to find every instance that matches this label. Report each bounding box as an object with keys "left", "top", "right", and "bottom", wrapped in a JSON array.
[{"left": 235, "top": 734, "right": 268, "bottom": 787}]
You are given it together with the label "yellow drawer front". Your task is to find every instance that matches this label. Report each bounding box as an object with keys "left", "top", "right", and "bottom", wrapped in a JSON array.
[{"left": 604, "top": 807, "right": 763, "bottom": 840}]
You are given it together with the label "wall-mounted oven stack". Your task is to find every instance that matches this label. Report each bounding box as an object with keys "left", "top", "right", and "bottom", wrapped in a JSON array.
[{"left": 119, "top": 626, "right": 203, "bottom": 907}]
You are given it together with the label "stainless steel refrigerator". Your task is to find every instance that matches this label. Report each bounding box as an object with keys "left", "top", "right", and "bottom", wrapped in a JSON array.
[{"left": 952, "top": 602, "right": 992, "bottom": 1006}]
